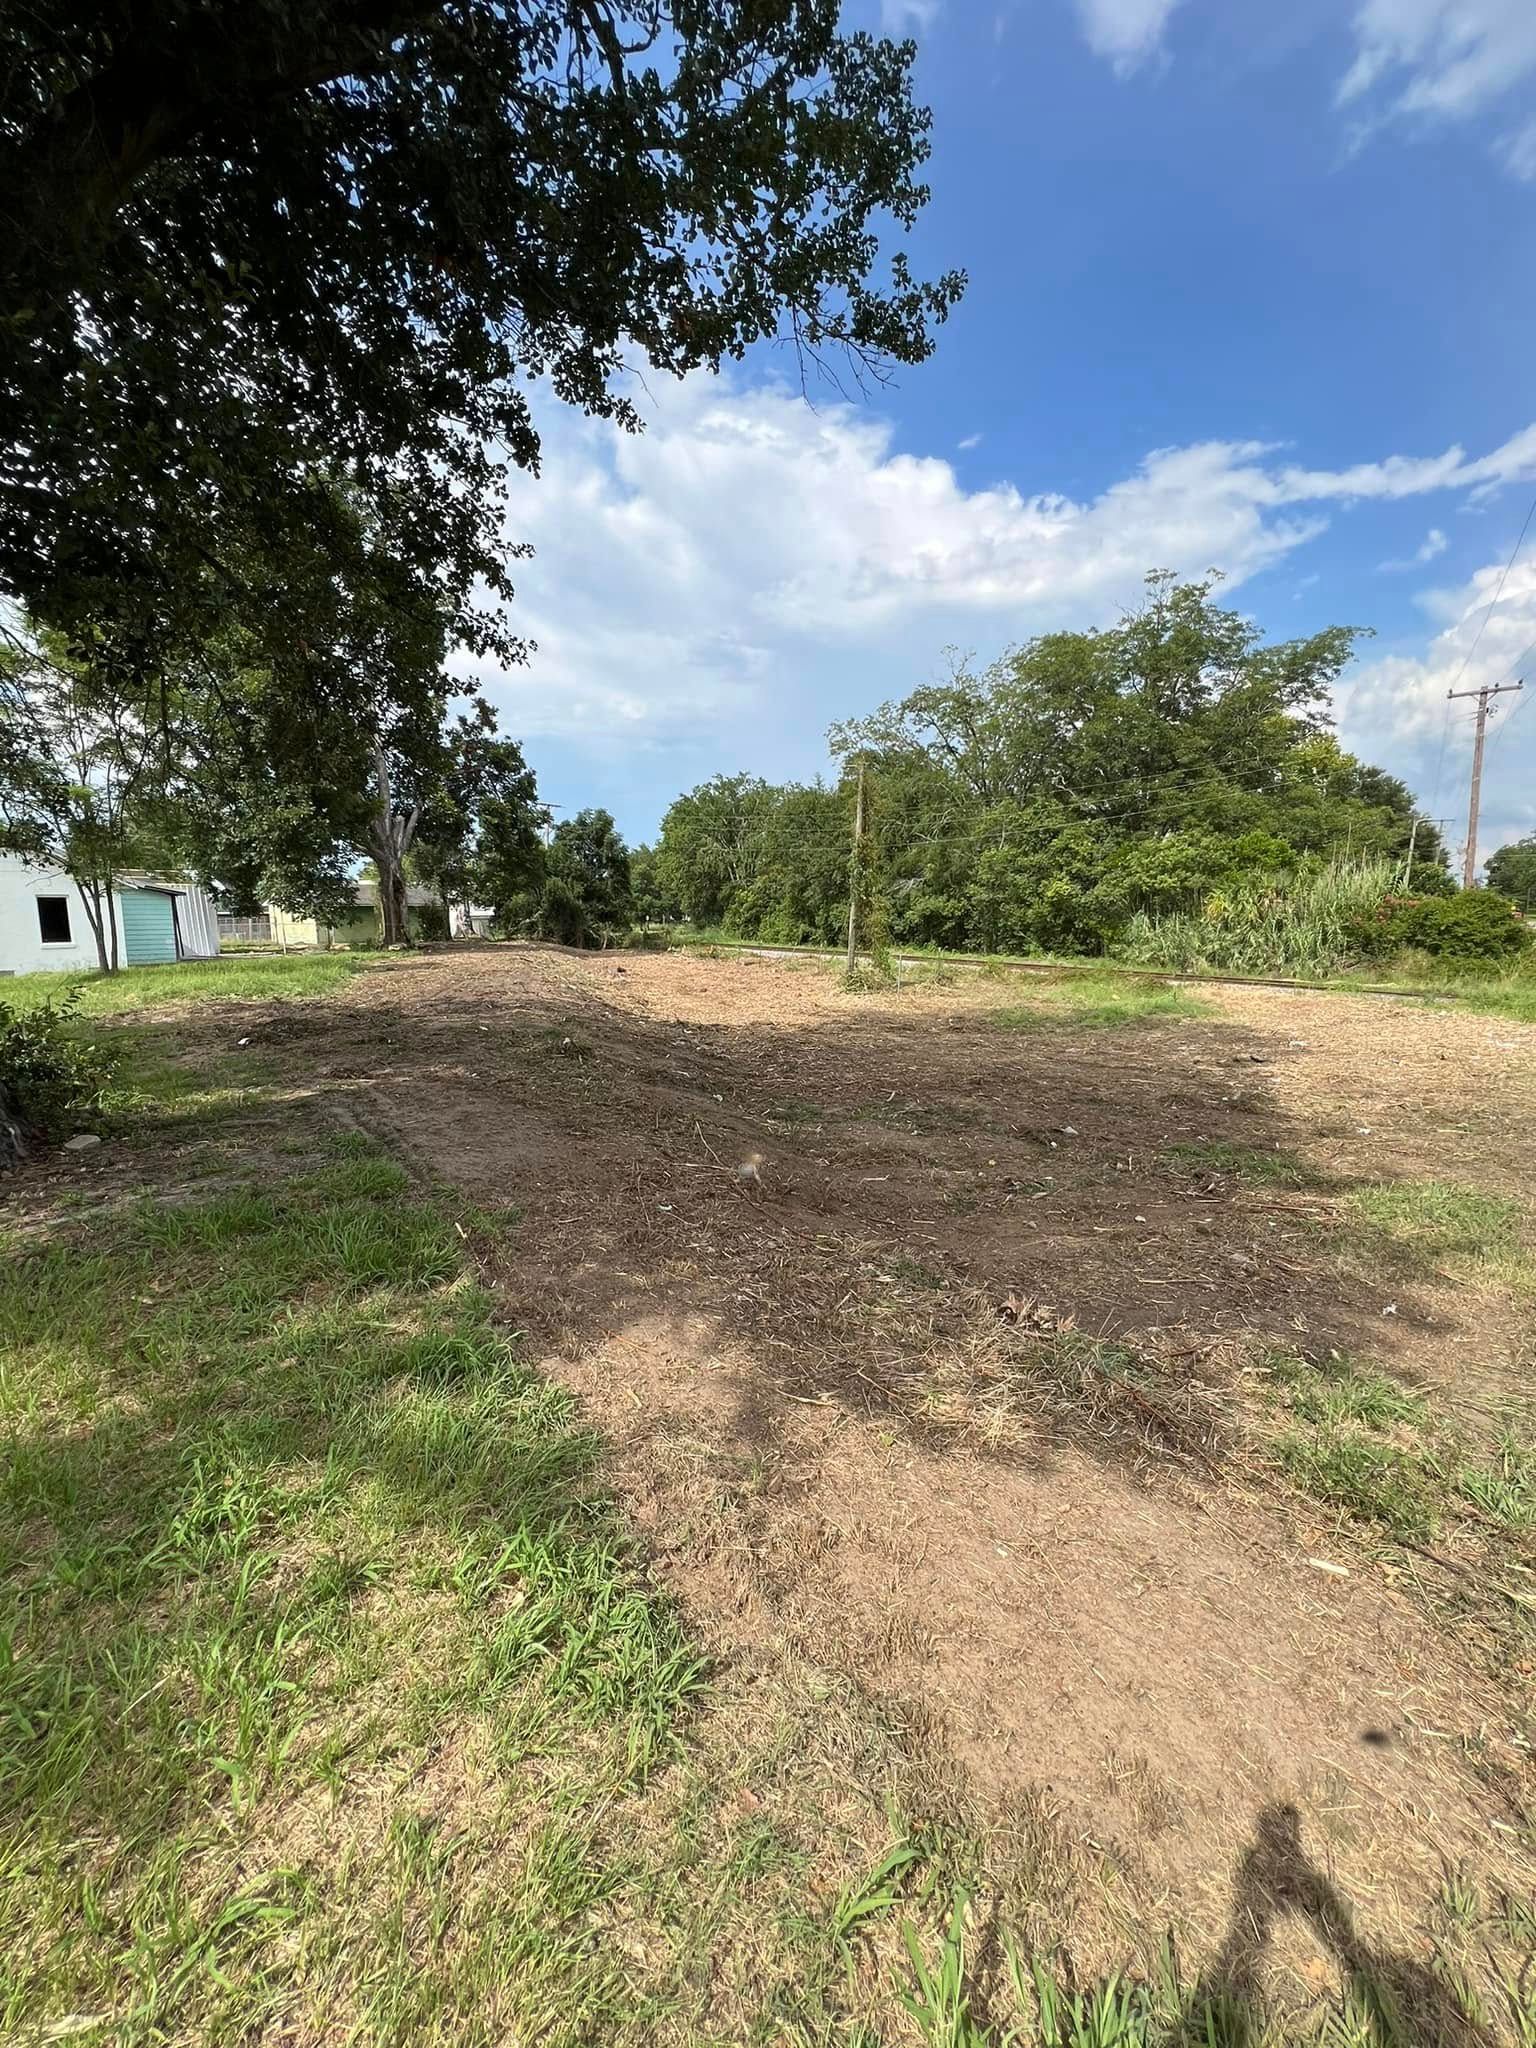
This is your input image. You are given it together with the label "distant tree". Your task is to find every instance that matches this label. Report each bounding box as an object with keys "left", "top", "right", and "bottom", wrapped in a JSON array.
[
  {"left": 656, "top": 774, "right": 780, "bottom": 924},
  {"left": 3, "top": 3, "right": 962, "bottom": 692},
  {"left": 0, "top": 633, "right": 161, "bottom": 973},
  {"left": 533, "top": 810, "right": 634, "bottom": 946},
  {"left": 462, "top": 744, "right": 547, "bottom": 933},
  {"left": 628, "top": 845, "right": 680, "bottom": 926},
  {"left": 1485, "top": 836, "right": 1536, "bottom": 907},
  {"left": 661, "top": 576, "right": 1452, "bottom": 960}
]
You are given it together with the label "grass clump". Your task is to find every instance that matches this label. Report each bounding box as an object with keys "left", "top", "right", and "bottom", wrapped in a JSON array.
[
  {"left": 1119, "top": 859, "right": 1400, "bottom": 979},
  {"left": 1269, "top": 1350, "right": 1426, "bottom": 1430},
  {"left": 1275, "top": 1431, "right": 1441, "bottom": 1540},
  {"left": 1166, "top": 1140, "right": 1328, "bottom": 1190},
  {"left": 1456, "top": 1433, "right": 1536, "bottom": 1532},
  {"left": 992, "top": 971, "right": 1209, "bottom": 1032}
]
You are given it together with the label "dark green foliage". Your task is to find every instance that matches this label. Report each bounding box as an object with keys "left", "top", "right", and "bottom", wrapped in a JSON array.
[
  {"left": 522, "top": 810, "right": 635, "bottom": 947},
  {"left": 2, "top": 1, "right": 961, "bottom": 686},
  {"left": 0, "top": 993, "right": 118, "bottom": 1143},
  {"left": 1486, "top": 835, "right": 1536, "bottom": 909},
  {"left": 1348, "top": 890, "right": 1531, "bottom": 966},
  {"left": 411, "top": 726, "right": 546, "bottom": 939},
  {"left": 627, "top": 845, "right": 680, "bottom": 926}
]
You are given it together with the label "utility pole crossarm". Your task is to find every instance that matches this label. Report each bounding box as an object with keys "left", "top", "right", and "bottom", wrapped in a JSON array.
[{"left": 1448, "top": 678, "right": 1522, "bottom": 888}]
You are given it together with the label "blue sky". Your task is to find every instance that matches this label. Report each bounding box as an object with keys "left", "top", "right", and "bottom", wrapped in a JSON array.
[{"left": 460, "top": 0, "right": 1536, "bottom": 867}]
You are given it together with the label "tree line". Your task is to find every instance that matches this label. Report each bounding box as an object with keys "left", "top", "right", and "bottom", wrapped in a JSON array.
[{"left": 644, "top": 575, "right": 1455, "bottom": 958}]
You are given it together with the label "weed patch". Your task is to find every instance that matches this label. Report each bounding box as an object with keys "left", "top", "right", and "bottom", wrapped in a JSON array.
[
  {"left": 1167, "top": 1140, "right": 1329, "bottom": 1189},
  {"left": 1268, "top": 1350, "right": 1426, "bottom": 1430},
  {"left": 992, "top": 973, "right": 1209, "bottom": 1032},
  {"left": 1275, "top": 1431, "right": 1441, "bottom": 1540}
]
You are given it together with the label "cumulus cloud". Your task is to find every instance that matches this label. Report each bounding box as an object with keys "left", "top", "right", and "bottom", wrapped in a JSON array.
[
  {"left": 459, "top": 373, "right": 1536, "bottom": 835},
  {"left": 1071, "top": 0, "right": 1184, "bottom": 75},
  {"left": 1337, "top": 552, "right": 1536, "bottom": 863}
]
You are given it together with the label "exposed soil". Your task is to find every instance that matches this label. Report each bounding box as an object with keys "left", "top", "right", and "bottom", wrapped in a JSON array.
[{"left": 83, "top": 948, "right": 1536, "bottom": 1988}]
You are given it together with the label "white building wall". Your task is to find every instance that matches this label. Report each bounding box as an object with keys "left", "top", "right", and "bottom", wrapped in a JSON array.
[
  {"left": 0, "top": 855, "right": 118, "bottom": 974},
  {"left": 0, "top": 855, "right": 222, "bottom": 974}
]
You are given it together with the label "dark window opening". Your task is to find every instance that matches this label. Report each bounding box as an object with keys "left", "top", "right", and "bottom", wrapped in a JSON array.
[{"left": 36, "top": 896, "right": 71, "bottom": 944}]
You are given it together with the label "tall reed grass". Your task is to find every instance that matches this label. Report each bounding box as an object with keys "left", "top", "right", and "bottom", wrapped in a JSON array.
[{"left": 1118, "top": 859, "right": 1399, "bottom": 978}]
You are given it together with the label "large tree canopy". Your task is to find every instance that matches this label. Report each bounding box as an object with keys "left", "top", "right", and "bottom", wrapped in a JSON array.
[{"left": 1, "top": 0, "right": 963, "bottom": 669}]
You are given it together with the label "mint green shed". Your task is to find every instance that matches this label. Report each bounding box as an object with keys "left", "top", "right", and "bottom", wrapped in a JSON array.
[{"left": 120, "top": 888, "right": 179, "bottom": 965}]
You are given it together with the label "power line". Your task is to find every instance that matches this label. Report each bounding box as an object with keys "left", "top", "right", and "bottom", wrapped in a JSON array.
[{"left": 1443, "top": 487, "right": 1536, "bottom": 700}]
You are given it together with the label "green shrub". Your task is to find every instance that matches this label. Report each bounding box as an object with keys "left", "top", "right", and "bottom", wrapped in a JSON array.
[
  {"left": 0, "top": 992, "right": 118, "bottom": 1143},
  {"left": 1348, "top": 889, "right": 1530, "bottom": 966}
]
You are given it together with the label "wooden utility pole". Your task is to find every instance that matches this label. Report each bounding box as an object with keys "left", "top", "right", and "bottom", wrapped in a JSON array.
[
  {"left": 844, "top": 757, "right": 866, "bottom": 973},
  {"left": 1448, "top": 679, "right": 1523, "bottom": 887},
  {"left": 1402, "top": 813, "right": 1420, "bottom": 887}
]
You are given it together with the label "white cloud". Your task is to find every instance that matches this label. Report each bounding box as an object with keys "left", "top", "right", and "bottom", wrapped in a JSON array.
[
  {"left": 1338, "top": 553, "right": 1536, "bottom": 866},
  {"left": 1072, "top": 0, "right": 1184, "bottom": 75},
  {"left": 1380, "top": 525, "right": 1449, "bottom": 571},
  {"left": 880, "top": 0, "right": 940, "bottom": 31},
  {"left": 460, "top": 373, "right": 1536, "bottom": 844},
  {"left": 958, "top": 432, "right": 983, "bottom": 450},
  {"left": 1497, "top": 117, "right": 1536, "bottom": 180},
  {"left": 1338, "top": 0, "right": 1536, "bottom": 176}
]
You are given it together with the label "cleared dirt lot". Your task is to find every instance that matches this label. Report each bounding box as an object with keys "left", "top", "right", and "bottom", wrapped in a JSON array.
[{"left": 186, "top": 945, "right": 1536, "bottom": 2016}]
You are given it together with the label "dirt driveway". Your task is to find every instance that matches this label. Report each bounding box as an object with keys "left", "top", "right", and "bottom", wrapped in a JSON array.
[{"left": 210, "top": 945, "right": 1536, "bottom": 1987}]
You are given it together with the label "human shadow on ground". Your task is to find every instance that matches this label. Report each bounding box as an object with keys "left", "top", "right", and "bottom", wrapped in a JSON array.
[{"left": 1192, "top": 1802, "right": 1503, "bottom": 2047}]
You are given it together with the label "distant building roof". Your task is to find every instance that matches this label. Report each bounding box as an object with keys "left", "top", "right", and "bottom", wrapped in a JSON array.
[{"left": 353, "top": 879, "right": 437, "bottom": 910}]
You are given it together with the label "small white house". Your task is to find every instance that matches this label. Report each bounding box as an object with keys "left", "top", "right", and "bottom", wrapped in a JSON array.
[{"left": 0, "top": 854, "right": 221, "bottom": 976}]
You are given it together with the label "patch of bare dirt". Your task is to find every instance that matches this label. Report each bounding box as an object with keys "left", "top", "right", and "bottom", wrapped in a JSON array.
[{"left": 153, "top": 947, "right": 1536, "bottom": 1968}]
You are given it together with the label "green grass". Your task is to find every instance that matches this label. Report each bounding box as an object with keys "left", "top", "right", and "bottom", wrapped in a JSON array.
[
  {"left": 991, "top": 972, "right": 1210, "bottom": 1032},
  {"left": 1334, "top": 953, "right": 1536, "bottom": 1025},
  {"left": 1457, "top": 1433, "right": 1536, "bottom": 1532},
  {"left": 1166, "top": 1140, "right": 1329, "bottom": 1190},
  {"left": 1339, "top": 1179, "right": 1532, "bottom": 1292},
  {"left": 1275, "top": 1432, "right": 1442, "bottom": 1540},
  {"left": 0, "top": 952, "right": 375, "bottom": 1017},
  {"left": 0, "top": 1134, "right": 704, "bottom": 2041},
  {"left": 1268, "top": 1350, "right": 1427, "bottom": 1431}
]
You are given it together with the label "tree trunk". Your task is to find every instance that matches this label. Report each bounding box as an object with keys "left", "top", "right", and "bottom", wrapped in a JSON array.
[
  {"left": 372, "top": 747, "right": 404, "bottom": 946},
  {"left": 388, "top": 864, "right": 409, "bottom": 946},
  {"left": 369, "top": 746, "right": 421, "bottom": 948},
  {"left": 440, "top": 883, "right": 453, "bottom": 940},
  {"left": 75, "top": 874, "right": 112, "bottom": 974},
  {"left": 0, "top": 1086, "right": 28, "bottom": 1174}
]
